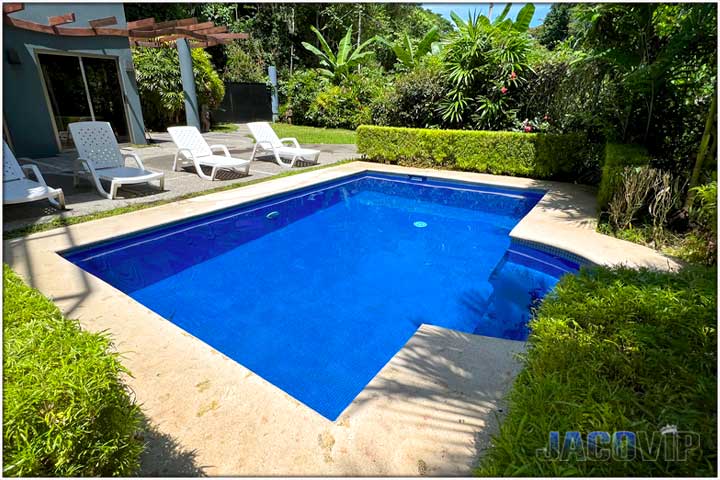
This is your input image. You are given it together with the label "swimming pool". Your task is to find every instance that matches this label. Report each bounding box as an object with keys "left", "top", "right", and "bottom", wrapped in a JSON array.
[{"left": 63, "top": 172, "right": 578, "bottom": 420}]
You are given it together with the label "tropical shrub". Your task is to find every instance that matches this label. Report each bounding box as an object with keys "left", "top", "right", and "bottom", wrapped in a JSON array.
[
  {"left": 371, "top": 58, "right": 449, "bottom": 129},
  {"left": 3, "top": 265, "right": 143, "bottom": 476},
  {"left": 687, "top": 181, "right": 718, "bottom": 265},
  {"left": 440, "top": 5, "right": 536, "bottom": 130},
  {"left": 379, "top": 26, "right": 440, "bottom": 70},
  {"left": 133, "top": 47, "right": 225, "bottom": 130},
  {"left": 597, "top": 143, "right": 651, "bottom": 210},
  {"left": 223, "top": 41, "right": 267, "bottom": 83},
  {"left": 283, "top": 66, "right": 386, "bottom": 129},
  {"left": 478, "top": 265, "right": 717, "bottom": 476},
  {"left": 607, "top": 166, "right": 661, "bottom": 230},
  {"left": 301, "top": 26, "right": 378, "bottom": 83},
  {"left": 279, "top": 69, "right": 327, "bottom": 125},
  {"left": 356, "top": 125, "right": 590, "bottom": 179}
]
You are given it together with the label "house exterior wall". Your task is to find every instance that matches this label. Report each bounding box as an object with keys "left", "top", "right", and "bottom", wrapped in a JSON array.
[{"left": 3, "top": 3, "right": 146, "bottom": 157}]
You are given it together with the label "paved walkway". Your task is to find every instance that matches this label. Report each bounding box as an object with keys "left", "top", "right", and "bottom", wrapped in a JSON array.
[{"left": 3, "top": 124, "right": 358, "bottom": 232}]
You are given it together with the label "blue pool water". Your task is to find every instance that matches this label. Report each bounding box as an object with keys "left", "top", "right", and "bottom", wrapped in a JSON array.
[{"left": 63, "top": 172, "right": 579, "bottom": 420}]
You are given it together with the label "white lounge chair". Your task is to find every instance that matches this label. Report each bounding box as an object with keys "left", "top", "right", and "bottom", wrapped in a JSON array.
[
  {"left": 69, "top": 121, "right": 164, "bottom": 199},
  {"left": 167, "top": 126, "right": 251, "bottom": 181},
  {"left": 3, "top": 141, "right": 65, "bottom": 209},
  {"left": 247, "top": 122, "right": 321, "bottom": 168}
]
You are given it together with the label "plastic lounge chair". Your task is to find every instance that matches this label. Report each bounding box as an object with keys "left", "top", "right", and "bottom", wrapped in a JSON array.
[
  {"left": 3, "top": 141, "right": 65, "bottom": 209},
  {"left": 69, "top": 121, "right": 164, "bottom": 199},
  {"left": 167, "top": 126, "right": 251, "bottom": 181},
  {"left": 247, "top": 122, "right": 321, "bottom": 168}
]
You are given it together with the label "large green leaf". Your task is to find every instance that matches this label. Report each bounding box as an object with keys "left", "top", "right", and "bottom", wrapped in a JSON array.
[
  {"left": 494, "top": 4, "right": 512, "bottom": 24},
  {"left": 450, "top": 11, "right": 467, "bottom": 29},
  {"left": 417, "top": 26, "right": 440, "bottom": 57},
  {"left": 336, "top": 27, "right": 354, "bottom": 66},
  {"left": 513, "top": 4, "right": 536, "bottom": 32},
  {"left": 309, "top": 26, "right": 336, "bottom": 64}
]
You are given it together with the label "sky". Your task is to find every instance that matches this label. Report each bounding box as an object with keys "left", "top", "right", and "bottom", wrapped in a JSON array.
[{"left": 423, "top": 3, "right": 553, "bottom": 28}]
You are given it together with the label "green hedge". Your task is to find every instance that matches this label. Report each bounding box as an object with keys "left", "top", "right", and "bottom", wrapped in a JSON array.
[
  {"left": 478, "top": 265, "right": 717, "bottom": 477},
  {"left": 3, "top": 265, "right": 143, "bottom": 476},
  {"left": 356, "top": 125, "right": 590, "bottom": 180},
  {"left": 597, "top": 143, "right": 651, "bottom": 210}
]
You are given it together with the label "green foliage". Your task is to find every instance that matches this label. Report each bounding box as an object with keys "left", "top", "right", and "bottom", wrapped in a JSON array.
[
  {"left": 572, "top": 3, "right": 717, "bottom": 171},
  {"left": 270, "top": 124, "right": 356, "bottom": 144},
  {"left": 282, "top": 66, "right": 386, "bottom": 129},
  {"left": 301, "top": 26, "right": 378, "bottom": 82},
  {"left": 597, "top": 143, "right": 651, "bottom": 210},
  {"left": 379, "top": 26, "right": 440, "bottom": 70},
  {"left": 440, "top": 6, "right": 535, "bottom": 129},
  {"left": 536, "top": 3, "right": 574, "bottom": 50},
  {"left": 356, "top": 125, "right": 590, "bottom": 179},
  {"left": 688, "top": 181, "right": 718, "bottom": 264},
  {"left": 132, "top": 47, "right": 225, "bottom": 130},
  {"left": 3, "top": 265, "right": 143, "bottom": 476},
  {"left": 371, "top": 58, "right": 449, "bottom": 129},
  {"left": 223, "top": 42, "right": 267, "bottom": 83},
  {"left": 279, "top": 69, "right": 327, "bottom": 125},
  {"left": 478, "top": 265, "right": 717, "bottom": 476}
]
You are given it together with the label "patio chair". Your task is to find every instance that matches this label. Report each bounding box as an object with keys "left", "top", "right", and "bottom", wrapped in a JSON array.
[
  {"left": 247, "top": 122, "right": 321, "bottom": 168},
  {"left": 69, "top": 121, "right": 164, "bottom": 199},
  {"left": 3, "top": 141, "right": 65, "bottom": 209},
  {"left": 167, "top": 126, "right": 251, "bottom": 181}
]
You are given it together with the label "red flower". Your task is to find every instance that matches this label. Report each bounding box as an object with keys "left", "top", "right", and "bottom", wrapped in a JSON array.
[
  {"left": 543, "top": 114, "right": 549, "bottom": 121},
  {"left": 501, "top": 86, "right": 508, "bottom": 94},
  {"left": 510, "top": 71, "right": 517, "bottom": 80},
  {"left": 524, "top": 125, "right": 532, "bottom": 132}
]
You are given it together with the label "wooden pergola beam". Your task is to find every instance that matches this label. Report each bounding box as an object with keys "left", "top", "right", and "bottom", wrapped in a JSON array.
[
  {"left": 126, "top": 17, "right": 155, "bottom": 30},
  {"left": 4, "top": 15, "right": 54, "bottom": 34},
  {"left": 210, "top": 33, "right": 250, "bottom": 41},
  {"left": 88, "top": 16, "right": 118, "bottom": 28},
  {"left": 193, "top": 26, "right": 227, "bottom": 35},
  {"left": 48, "top": 13, "right": 75, "bottom": 27},
  {"left": 185, "top": 21, "right": 214, "bottom": 31},
  {"left": 4, "top": 8, "right": 249, "bottom": 47},
  {"left": 3, "top": 4, "right": 24, "bottom": 14}
]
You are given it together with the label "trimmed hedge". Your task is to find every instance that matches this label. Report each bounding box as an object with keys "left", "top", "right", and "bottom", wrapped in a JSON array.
[
  {"left": 3, "top": 265, "right": 143, "bottom": 476},
  {"left": 597, "top": 143, "right": 651, "bottom": 210},
  {"left": 478, "top": 265, "right": 717, "bottom": 476},
  {"left": 356, "top": 125, "right": 591, "bottom": 180}
]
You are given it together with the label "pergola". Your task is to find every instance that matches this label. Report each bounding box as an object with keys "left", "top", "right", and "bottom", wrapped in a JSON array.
[
  {"left": 2, "top": 3, "right": 248, "bottom": 47},
  {"left": 3, "top": 3, "right": 249, "bottom": 130}
]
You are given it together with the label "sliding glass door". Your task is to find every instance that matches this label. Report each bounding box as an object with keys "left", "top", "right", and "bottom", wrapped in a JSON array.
[{"left": 38, "top": 52, "right": 130, "bottom": 150}]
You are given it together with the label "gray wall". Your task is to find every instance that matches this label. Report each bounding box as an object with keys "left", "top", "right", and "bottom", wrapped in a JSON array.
[{"left": 3, "top": 3, "right": 146, "bottom": 157}]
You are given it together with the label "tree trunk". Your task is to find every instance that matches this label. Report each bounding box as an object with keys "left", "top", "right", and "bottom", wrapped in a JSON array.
[
  {"left": 685, "top": 91, "right": 717, "bottom": 208},
  {"left": 356, "top": 6, "right": 362, "bottom": 74}
]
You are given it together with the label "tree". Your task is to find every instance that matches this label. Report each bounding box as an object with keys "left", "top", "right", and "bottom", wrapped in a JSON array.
[
  {"left": 301, "top": 26, "right": 378, "bottom": 82},
  {"left": 537, "top": 3, "right": 573, "bottom": 50}
]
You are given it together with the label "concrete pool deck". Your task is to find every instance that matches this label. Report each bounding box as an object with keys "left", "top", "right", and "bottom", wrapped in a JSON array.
[
  {"left": 3, "top": 124, "right": 359, "bottom": 232},
  {"left": 3, "top": 162, "right": 681, "bottom": 475}
]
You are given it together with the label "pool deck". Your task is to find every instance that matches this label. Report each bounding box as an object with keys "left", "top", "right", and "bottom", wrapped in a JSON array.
[
  {"left": 3, "top": 162, "right": 681, "bottom": 475},
  {"left": 3, "top": 124, "right": 359, "bottom": 232}
]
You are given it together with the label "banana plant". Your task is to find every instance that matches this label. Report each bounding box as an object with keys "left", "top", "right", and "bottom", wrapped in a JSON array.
[
  {"left": 380, "top": 26, "right": 441, "bottom": 69},
  {"left": 302, "top": 26, "right": 378, "bottom": 82}
]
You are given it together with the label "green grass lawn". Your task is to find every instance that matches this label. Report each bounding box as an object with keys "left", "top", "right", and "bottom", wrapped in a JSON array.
[
  {"left": 210, "top": 123, "right": 240, "bottom": 133},
  {"left": 270, "top": 123, "right": 356, "bottom": 144}
]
